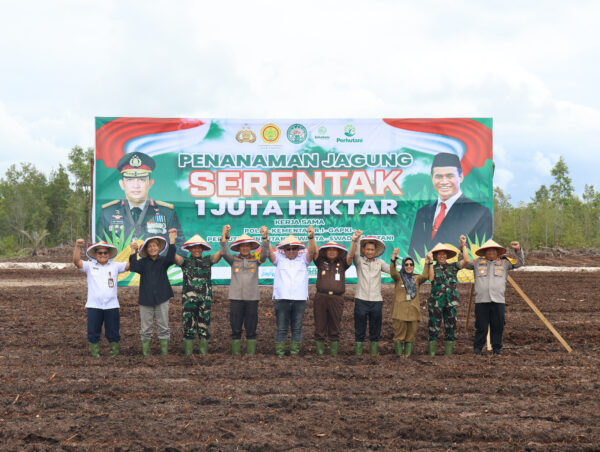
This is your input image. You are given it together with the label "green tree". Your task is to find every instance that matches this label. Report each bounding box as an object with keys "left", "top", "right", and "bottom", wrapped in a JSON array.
[
  {"left": 66, "top": 145, "right": 94, "bottom": 241},
  {"left": 0, "top": 163, "right": 51, "bottom": 249},
  {"left": 46, "top": 165, "right": 72, "bottom": 245}
]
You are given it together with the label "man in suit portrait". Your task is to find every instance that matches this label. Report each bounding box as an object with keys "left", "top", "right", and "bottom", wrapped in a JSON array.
[
  {"left": 98, "top": 151, "right": 186, "bottom": 255},
  {"left": 408, "top": 152, "right": 492, "bottom": 259}
]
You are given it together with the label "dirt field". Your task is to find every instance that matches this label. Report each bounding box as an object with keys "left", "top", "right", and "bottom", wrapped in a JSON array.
[{"left": 0, "top": 265, "right": 598, "bottom": 451}]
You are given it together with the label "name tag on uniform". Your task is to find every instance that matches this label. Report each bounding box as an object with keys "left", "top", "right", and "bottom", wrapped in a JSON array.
[{"left": 335, "top": 273, "right": 340, "bottom": 281}]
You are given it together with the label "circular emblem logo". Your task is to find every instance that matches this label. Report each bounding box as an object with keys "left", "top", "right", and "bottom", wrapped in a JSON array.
[
  {"left": 344, "top": 125, "right": 356, "bottom": 137},
  {"left": 130, "top": 155, "right": 142, "bottom": 167},
  {"left": 261, "top": 124, "right": 281, "bottom": 143},
  {"left": 287, "top": 124, "right": 307, "bottom": 144},
  {"left": 318, "top": 126, "right": 327, "bottom": 135}
]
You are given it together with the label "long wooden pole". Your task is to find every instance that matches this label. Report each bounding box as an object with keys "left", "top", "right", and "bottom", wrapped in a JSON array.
[
  {"left": 465, "top": 283, "right": 474, "bottom": 331},
  {"left": 507, "top": 275, "right": 572, "bottom": 353}
]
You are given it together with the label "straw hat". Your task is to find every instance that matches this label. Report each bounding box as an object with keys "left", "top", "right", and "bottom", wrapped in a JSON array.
[
  {"left": 318, "top": 241, "right": 348, "bottom": 260},
  {"left": 430, "top": 243, "right": 457, "bottom": 259},
  {"left": 276, "top": 234, "right": 306, "bottom": 250},
  {"left": 86, "top": 241, "right": 118, "bottom": 260},
  {"left": 475, "top": 239, "right": 507, "bottom": 257},
  {"left": 181, "top": 234, "right": 212, "bottom": 252},
  {"left": 360, "top": 236, "right": 385, "bottom": 257},
  {"left": 230, "top": 233, "right": 260, "bottom": 252},
  {"left": 140, "top": 236, "right": 167, "bottom": 258}
]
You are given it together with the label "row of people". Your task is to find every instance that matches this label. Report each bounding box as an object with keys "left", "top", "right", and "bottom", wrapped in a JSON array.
[{"left": 73, "top": 226, "right": 523, "bottom": 357}]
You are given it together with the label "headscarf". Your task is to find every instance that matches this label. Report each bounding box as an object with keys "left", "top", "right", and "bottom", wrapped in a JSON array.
[{"left": 400, "top": 257, "right": 417, "bottom": 300}]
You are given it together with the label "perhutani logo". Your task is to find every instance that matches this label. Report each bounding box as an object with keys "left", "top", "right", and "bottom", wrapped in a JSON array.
[
  {"left": 314, "top": 125, "right": 330, "bottom": 140},
  {"left": 337, "top": 124, "right": 363, "bottom": 143},
  {"left": 261, "top": 124, "right": 281, "bottom": 144},
  {"left": 344, "top": 125, "right": 356, "bottom": 137},
  {"left": 287, "top": 124, "right": 307, "bottom": 144}
]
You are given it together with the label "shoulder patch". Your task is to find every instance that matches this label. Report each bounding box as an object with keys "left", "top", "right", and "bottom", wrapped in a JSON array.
[
  {"left": 102, "top": 200, "right": 120, "bottom": 209},
  {"left": 155, "top": 200, "right": 174, "bottom": 209}
]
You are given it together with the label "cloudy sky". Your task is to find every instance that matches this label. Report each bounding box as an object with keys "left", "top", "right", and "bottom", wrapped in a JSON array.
[{"left": 0, "top": 0, "right": 598, "bottom": 202}]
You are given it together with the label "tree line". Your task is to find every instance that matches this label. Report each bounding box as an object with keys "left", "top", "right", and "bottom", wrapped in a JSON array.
[{"left": 0, "top": 148, "right": 598, "bottom": 256}]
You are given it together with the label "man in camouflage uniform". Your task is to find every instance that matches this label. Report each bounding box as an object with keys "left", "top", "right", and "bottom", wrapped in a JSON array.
[
  {"left": 174, "top": 230, "right": 224, "bottom": 355},
  {"left": 425, "top": 236, "right": 469, "bottom": 356},
  {"left": 98, "top": 151, "right": 186, "bottom": 255}
]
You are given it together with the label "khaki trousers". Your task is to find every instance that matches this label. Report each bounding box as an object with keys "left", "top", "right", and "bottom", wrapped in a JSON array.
[{"left": 393, "top": 319, "right": 418, "bottom": 342}]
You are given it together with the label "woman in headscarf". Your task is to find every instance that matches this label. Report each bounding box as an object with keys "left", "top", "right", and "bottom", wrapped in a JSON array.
[{"left": 390, "top": 248, "right": 432, "bottom": 357}]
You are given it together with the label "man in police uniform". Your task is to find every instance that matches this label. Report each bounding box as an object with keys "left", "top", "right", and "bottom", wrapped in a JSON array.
[{"left": 98, "top": 151, "right": 186, "bottom": 255}]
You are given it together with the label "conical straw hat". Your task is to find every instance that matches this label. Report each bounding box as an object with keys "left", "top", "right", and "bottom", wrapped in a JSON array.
[
  {"left": 360, "top": 236, "right": 385, "bottom": 257},
  {"left": 181, "top": 234, "right": 212, "bottom": 252},
  {"left": 230, "top": 233, "right": 260, "bottom": 252},
  {"left": 475, "top": 239, "right": 507, "bottom": 257},
  {"left": 140, "top": 236, "right": 167, "bottom": 258},
  {"left": 430, "top": 243, "right": 457, "bottom": 259},
  {"left": 318, "top": 241, "right": 348, "bottom": 260},
  {"left": 86, "top": 241, "right": 118, "bottom": 260},
  {"left": 276, "top": 234, "right": 306, "bottom": 250}
]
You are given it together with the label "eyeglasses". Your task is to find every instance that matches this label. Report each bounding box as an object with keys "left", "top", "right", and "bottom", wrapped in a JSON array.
[
  {"left": 404, "top": 263, "right": 414, "bottom": 267},
  {"left": 96, "top": 251, "right": 109, "bottom": 255}
]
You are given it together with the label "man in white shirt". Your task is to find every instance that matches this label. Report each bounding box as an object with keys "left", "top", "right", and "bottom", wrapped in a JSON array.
[
  {"left": 73, "top": 239, "right": 130, "bottom": 357},
  {"left": 264, "top": 226, "right": 317, "bottom": 357}
]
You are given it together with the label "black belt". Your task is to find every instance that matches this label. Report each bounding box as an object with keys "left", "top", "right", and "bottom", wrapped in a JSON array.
[{"left": 317, "top": 289, "right": 343, "bottom": 296}]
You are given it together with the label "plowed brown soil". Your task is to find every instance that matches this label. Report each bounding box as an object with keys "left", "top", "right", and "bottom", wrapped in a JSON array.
[{"left": 0, "top": 266, "right": 598, "bottom": 451}]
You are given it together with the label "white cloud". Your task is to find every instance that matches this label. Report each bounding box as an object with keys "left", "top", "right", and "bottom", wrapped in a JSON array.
[{"left": 0, "top": 0, "right": 599, "bottom": 202}]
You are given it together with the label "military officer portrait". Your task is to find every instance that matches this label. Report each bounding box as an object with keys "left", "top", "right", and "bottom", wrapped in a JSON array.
[{"left": 98, "top": 151, "right": 186, "bottom": 255}]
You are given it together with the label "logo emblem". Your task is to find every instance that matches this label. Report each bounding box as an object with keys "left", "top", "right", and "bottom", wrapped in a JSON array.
[
  {"left": 261, "top": 124, "right": 281, "bottom": 144},
  {"left": 235, "top": 124, "right": 257, "bottom": 143},
  {"left": 344, "top": 125, "right": 356, "bottom": 137},
  {"left": 318, "top": 126, "right": 327, "bottom": 135},
  {"left": 130, "top": 155, "right": 142, "bottom": 167},
  {"left": 287, "top": 124, "right": 307, "bottom": 144}
]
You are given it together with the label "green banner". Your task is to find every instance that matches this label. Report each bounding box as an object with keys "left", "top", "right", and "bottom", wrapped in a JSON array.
[{"left": 94, "top": 118, "right": 493, "bottom": 285}]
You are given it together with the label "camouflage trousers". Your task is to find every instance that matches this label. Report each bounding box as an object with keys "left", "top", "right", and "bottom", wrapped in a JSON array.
[
  {"left": 182, "top": 291, "right": 212, "bottom": 340},
  {"left": 427, "top": 301, "right": 457, "bottom": 341}
]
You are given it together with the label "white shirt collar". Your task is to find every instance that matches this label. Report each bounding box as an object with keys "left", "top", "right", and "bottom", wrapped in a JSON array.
[{"left": 437, "top": 190, "right": 462, "bottom": 211}]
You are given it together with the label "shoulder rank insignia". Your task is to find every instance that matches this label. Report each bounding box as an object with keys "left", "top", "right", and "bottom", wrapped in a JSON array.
[
  {"left": 102, "top": 200, "right": 120, "bottom": 209},
  {"left": 155, "top": 200, "right": 174, "bottom": 209}
]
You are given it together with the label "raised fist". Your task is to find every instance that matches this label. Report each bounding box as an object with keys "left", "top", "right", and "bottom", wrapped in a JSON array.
[
  {"left": 352, "top": 230, "right": 363, "bottom": 242},
  {"left": 76, "top": 239, "right": 85, "bottom": 247},
  {"left": 392, "top": 247, "right": 400, "bottom": 259},
  {"left": 307, "top": 225, "right": 315, "bottom": 239},
  {"left": 260, "top": 226, "right": 269, "bottom": 239},
  {"left": 510, "top": 241, "right": 521, "bottom": 251}
]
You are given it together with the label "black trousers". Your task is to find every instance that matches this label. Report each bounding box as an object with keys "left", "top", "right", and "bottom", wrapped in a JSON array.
[
  {"left": 230, "top": 300, "right": 258, "bottom": 340},
  {"left": 354, "top": 298, "right": 383, "bottom": 342},
  {"left": 474, "top": 302, "right": 506, "bottom": 352}
]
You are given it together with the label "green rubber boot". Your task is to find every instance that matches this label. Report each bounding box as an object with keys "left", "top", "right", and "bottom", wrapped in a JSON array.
[
  {"left": 369, "top": 341, "right": 379, "bottom": 356},
  {"left": 246, "top": 339, "right": 257, "bottom": 356},
  {"left": 198, "top": 339, "right": 208, "bottom": 356},
  {"left": 404, "top": 342, "right": 414, "bottom": 356},
  {"left": 275, "top": 342, "right": 286, "bottom": 358},
  {"left": 183, "top": 339, "right": 194, "bottom": 356},
  {"left": 329, "top": 341, "right": 339, "bottom": 356},
  {"left": 159, "top": 339, "right": 169, "bottom": 355},
  {"left": 355, "top": 342, "right": 364, "bottom": 355},
  {"left": 444, "top": 341, "right": 454, "bottom": 356},
  {"left": 394, "top": 341, "right": 404, "bottom": 356},
  {"left": 231, "top": 339, "right": 242, "bottom": 356},
  {"left": 428, "top": 341, "right": 436, "bottom": 357},
  {"left": 141, "top": 339, "right": 151, "bottom": 356},
  {"left": 88, "top": 342, "right": 100, "bottom": 358},
  {"left": 109, "top": 342, "right": 120, "bottom": 357},
  {"left": 315, "top": 341, "right": 325, "bottom": 355},
  {"left": 290, "top": 341, "right": 301, "bottom": 356}
]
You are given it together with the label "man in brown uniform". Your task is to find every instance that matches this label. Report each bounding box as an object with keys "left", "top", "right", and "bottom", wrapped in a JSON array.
[{"left": 313, "top": 230, "right": 361, "bottom": 356}]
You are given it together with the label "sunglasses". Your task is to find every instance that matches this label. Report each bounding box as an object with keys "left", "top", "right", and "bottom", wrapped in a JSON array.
[
  {"left": 404, "top": 262, "right": 414, "bottom": 267},
  {"left": 96, "top": 251, "right": 109, "bottom": 255}
]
